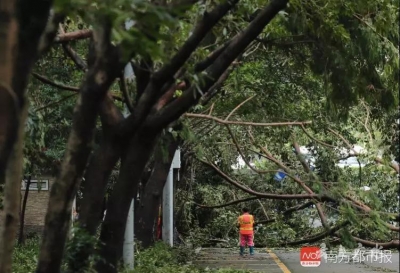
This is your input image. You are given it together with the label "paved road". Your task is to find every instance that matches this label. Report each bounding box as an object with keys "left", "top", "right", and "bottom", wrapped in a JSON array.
[{"left": 193, "top": 247, "right": 399, "bottom": 273}]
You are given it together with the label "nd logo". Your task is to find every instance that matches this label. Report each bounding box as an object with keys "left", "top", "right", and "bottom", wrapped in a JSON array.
[{"left": 300, "top": 246, "right": 321, "bottom": 267}]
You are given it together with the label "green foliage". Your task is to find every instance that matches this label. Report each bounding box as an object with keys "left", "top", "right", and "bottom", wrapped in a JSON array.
[
  {"left": 12, "top": 236, "right": 40, "bottom": 273},
  {"left": 122, "top": 242, "right": 251, "bottom": 273},
  {"left": 12, "top": 237, "right": 251, "bottom": 273},
  {"left": 64, "top": 225, "right": 103, "bottom": 273}
]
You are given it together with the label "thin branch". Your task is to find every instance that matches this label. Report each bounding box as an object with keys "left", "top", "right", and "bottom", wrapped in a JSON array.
[
  {"left": 225, "top": 125, "right": 276, "bottom": 174},
  {"left": 185, "top": 113, "right": 312, "bottom": 127},
  {"left": 32, "top": 72, "right": 124, "bottom": 102},
  {"left": 225, "top": 95, "right": 255, "bottom": 120},
  {"left": 34, "top": 93, "right": 77, "bottom": 112},
  {"left": 300, "top": 124, "right": 335, "bottom": 148},
  {"left": 32, "top": 72, "right": 79, "bottom": 91},
  {"left": 118, "top": 76, "right": 134, "bottom": 113},
  {"left": 353, "top": 14, "right": 398, "bottom": 55},
  {"left": 208, "top": 102, "right": 215, "bottom": 115}
]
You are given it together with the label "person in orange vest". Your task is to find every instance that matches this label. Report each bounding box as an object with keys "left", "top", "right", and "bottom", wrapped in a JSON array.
[{"left": 237, "top": 207, "right": 255, "bottom": 256}]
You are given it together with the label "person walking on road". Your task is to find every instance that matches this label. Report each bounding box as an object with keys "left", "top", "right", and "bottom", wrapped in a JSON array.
[{"left": 237, "top": 207, "right": 255, "bottom": 256}]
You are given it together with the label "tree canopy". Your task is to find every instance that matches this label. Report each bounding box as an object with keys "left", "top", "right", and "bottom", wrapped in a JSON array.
[{"left": 0, "top": 0, "right": 398, "bottom": 273}]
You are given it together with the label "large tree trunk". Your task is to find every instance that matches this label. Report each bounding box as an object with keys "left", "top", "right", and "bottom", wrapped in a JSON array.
[
  {"left": 66, "top": 97, "right": 124, "bottom": 273},
  {"left": 0, "top": 103, "right": 28, "bottom": 273},
  {"left": 96, "top": 131, "right": 159, "bottom": 273},
  {"left": 18, "top": 175, "right": 32, "bottom": 245},
  {"left": 0, "top": 2, "right": 21, "bottom": 271},
  {"left": 36, "top": 23, "right": 121, "bottom": 272},
  {"left": 135, "top": 133, "right": 179, "bottom": 248}
]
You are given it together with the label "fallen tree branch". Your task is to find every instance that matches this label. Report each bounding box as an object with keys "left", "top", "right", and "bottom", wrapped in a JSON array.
[
  {"left": 328, "top": 128, "right": 399, "bottom": 173},
  {"left": 199, "top": 159, "right": 336, "bottom": 202},
  {"left": 282, "top": 221, "right": 350, "bottom": 246},
  {"left": 256, "top": 201, "right": 315, "bottom": 225},
  {"left": 349, "top": 235, "right": 400, "bottom": 250},
  {"left": 344, "top": 196, "right": 400, "bottom": 232},
  {"left": 292, "top": 134, "right": 330, "bottom": 229}
]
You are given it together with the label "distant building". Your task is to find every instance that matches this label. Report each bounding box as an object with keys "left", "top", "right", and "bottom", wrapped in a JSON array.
[{"left": 0, "top": 177, "right": 53, "bottom": 234}]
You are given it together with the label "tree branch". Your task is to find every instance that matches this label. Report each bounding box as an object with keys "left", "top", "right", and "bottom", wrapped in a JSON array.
[
  {"left": 62, "top": 44, "right": 88, "bottom": 71},
  {"left": 300, "top": 124, "right": 335, "bottom": 148},
  {"left": 247, "top": 129, "right": 330, "bottom": 229},
  {"left": 225, "top": 95, "right": 255, "bottom": 120},
  {"left": 282, "top": 221, "right": 350, "bottom": 246},
  {"left": 185, "top": 113, "right": 312, "bottom": 127},
  {"left": 194, "top": 41, "right": 230, "bottom": 72},
  {"left": 199, "top": 159, "right": 335, "bottom": 202},
  {"left": 292, "top": 134, "right": 330, "bottom": 229},
  {"left": 146, "top": 0, "right": 289, "bottom": 128},
  {"left": 118, "top": 76, "right": 134, "bottom": 113},
  {"left": 32, "top": 72, "right": 79, "bottom": 91},
  {"left": 38, "top": 11, "right": 65, "bottom": 56},
  {"left": 118, "top": 0, "right": 239, "bottom": 138},
  {"left": 31, "top": 72, "right": 124, "bottom": 101},
  {"left": 55, "top": 29, "right": 93, "bottom": 43},
  {"left": 328, "top": 128, "right": 399, "bottom": 173}
]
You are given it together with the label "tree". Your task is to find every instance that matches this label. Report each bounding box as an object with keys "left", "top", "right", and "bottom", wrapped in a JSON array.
[{"left": 0, "top": 0, "right": 398, "bottom": 272}]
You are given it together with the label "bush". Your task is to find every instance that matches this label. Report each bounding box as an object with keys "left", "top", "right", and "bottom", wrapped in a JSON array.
[{"left": 13, "top": 236, "right": 40, "bottom": 273}]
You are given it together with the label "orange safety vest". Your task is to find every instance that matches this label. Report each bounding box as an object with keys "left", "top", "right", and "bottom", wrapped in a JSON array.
[{"left": 238, "top": 213, "right": 254, "bottom": 235}]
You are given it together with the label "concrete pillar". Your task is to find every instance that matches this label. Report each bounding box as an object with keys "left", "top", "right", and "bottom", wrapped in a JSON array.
[
  {"left": 162, "top": 168, "right": 174, "bottom": 246},
  {"left": 123, "top": 199, "right": 134, "bottom": 269}
]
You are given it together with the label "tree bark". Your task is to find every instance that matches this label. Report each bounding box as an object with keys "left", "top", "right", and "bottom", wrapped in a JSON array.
[
  {"left": 66, "top": 97, "right": 124, "bottom": 273},
  {"left": 0, "top": 102, "right": 28, "bottom": 273},
  {"left": 146, "top": 0, "right": 290, "bottom": 129},
  {"left": 135, "top": 133, "right": 180, "bottom": 248},
  {"left": 36, "top": 21, "right": 121, "bottom": 273},
  {"left": 0, "top": 2, "right": 21, "bottom": 271},
  {"left": 18, "top": 175, "right": 32, "bottom": 245},
  {"left": 96, "top": 131, "right": 159, "bottom": 273}
]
